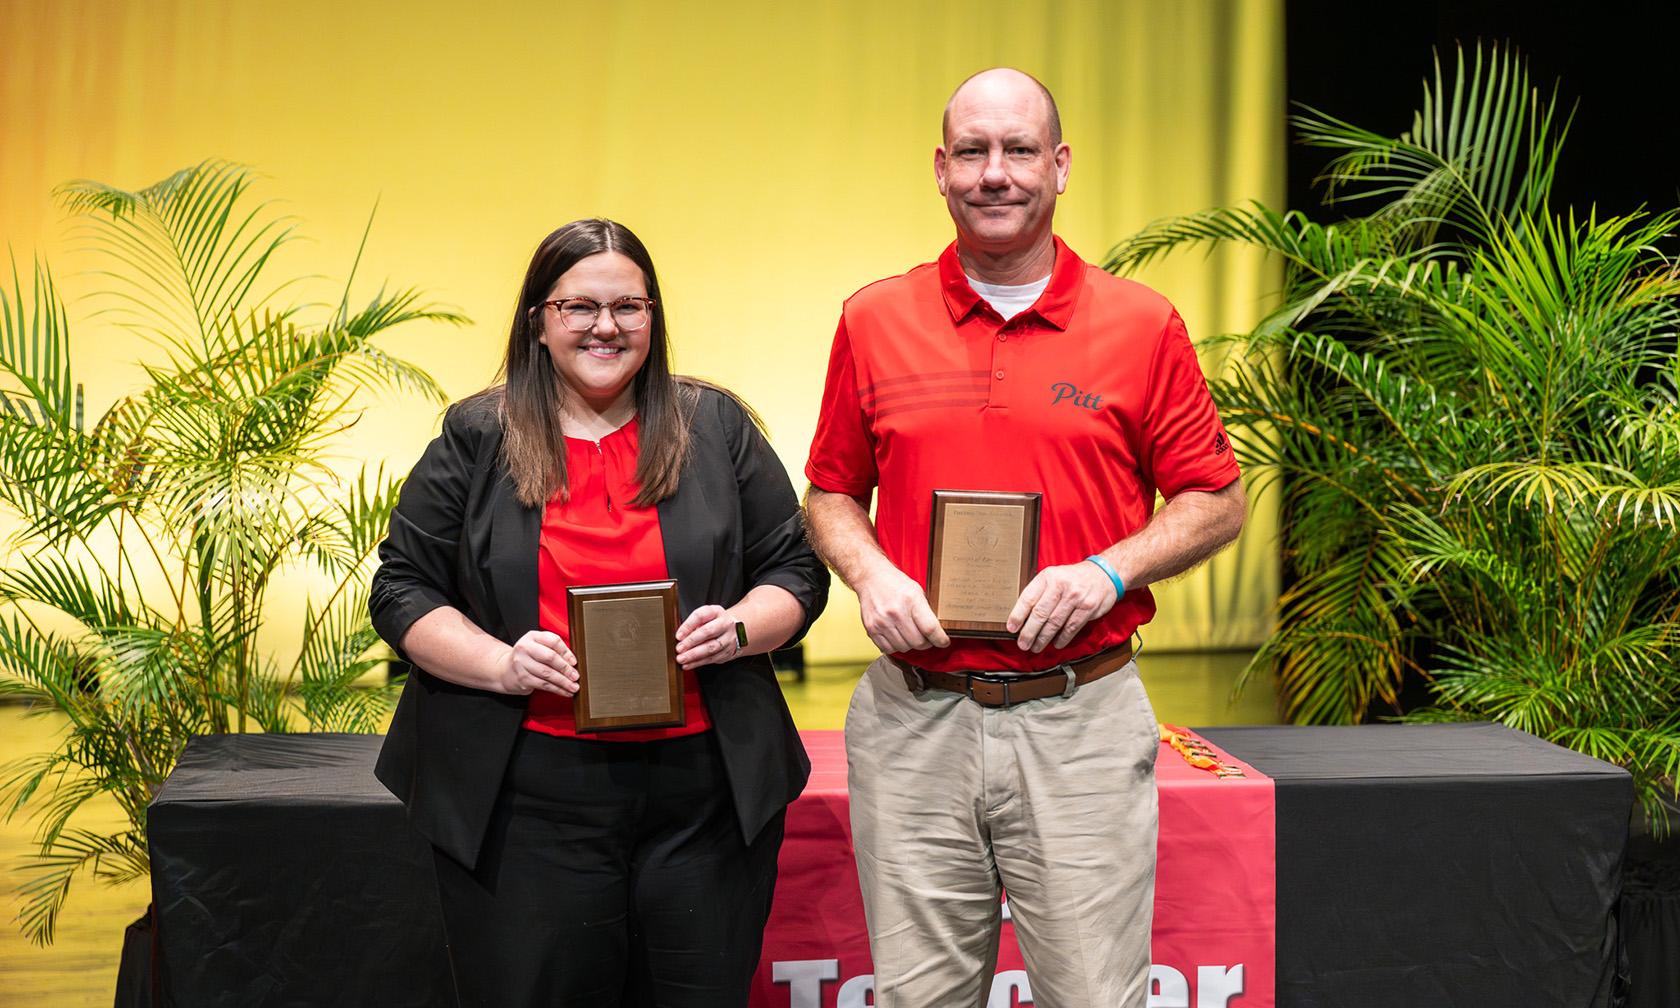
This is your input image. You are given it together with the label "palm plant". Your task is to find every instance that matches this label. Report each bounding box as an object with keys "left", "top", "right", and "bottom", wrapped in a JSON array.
[
  {"left": 0, "top": 161, "right": 461, "bottom": 942},
  {"left": 1105, "top": 45, "right": 1680, "bottom": 826}
]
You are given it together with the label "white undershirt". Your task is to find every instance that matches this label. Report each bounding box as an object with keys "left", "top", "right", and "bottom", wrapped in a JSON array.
[{"left": 966, "top": 273, "right": 1051, "bottom": 320}]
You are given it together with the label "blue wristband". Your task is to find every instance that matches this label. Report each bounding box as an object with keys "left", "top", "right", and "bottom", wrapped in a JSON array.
[{"left": 1084, "top": 555, "right": 1125, "bottom": 600}]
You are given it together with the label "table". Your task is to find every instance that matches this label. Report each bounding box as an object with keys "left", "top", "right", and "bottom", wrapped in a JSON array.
[
  {"left": 1203, "top": 725, "right": 1631, "bottom": 1007},
  {"left": 147, "top": 734, "right": 450, "bottom": 1007},
  {"left": 144, "top": 724, "right": 1630, "bottom": 1007}
]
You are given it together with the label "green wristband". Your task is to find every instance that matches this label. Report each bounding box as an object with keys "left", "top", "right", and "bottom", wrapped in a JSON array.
[{"left": 1084, "top": 555, "right": 1126, "bottom": 600}]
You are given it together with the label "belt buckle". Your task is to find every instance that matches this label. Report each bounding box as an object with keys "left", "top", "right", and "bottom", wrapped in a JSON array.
[{"left": 968, "top": 670, "right": 1011, "bottom": 707}]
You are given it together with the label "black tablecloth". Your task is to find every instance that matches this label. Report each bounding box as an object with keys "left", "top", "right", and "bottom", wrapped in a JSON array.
[
  {"left": 1622, "top": 836, "right": 1680, "bottom": 1008},
  {"left": 146, "top": 724, "right": 1637, "bottom": 1007},
  {"left": 148, "top": 733, "right": 450, "bottom": 1008},
  {"left": 1202, "top": 724, "right": 1633, "bottom": 1008}
]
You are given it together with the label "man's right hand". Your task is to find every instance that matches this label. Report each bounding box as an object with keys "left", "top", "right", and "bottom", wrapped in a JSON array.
[
  {"left": 856, "top": 564, "right": 951, "bottom": 654},
  {"left": 803, "top": 486, "right": 950, "bottom": 654}
]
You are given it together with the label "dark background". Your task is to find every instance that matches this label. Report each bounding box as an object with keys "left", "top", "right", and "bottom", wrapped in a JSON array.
[{"left": 1286, "top": 0, "right": 1680, "bottom": 219}]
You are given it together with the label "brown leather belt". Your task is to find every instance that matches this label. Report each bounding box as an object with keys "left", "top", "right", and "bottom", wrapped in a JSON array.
[{"left": 894, "top": 639, "right": 1136, "bottom": 708}]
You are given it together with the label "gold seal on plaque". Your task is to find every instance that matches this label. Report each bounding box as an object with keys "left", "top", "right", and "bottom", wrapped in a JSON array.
[{"left": 609, "top": 616, "right": 642, "bottom": 648}]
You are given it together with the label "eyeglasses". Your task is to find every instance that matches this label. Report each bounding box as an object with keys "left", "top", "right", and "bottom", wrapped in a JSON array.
[{"left": 541, "top": 296, "right": 656, "bottom": 333}]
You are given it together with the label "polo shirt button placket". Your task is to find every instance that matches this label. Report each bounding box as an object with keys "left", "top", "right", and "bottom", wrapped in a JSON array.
[{"left": 988, "top": 323, "right": 1015, "bottom": 407}]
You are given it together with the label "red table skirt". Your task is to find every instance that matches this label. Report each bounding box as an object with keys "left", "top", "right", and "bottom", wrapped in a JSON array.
[{"left": 752, "top": 730, "right": 1275, "bottom": 1007}]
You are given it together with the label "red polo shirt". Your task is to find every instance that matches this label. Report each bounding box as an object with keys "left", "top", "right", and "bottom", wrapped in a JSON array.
[{"left": 805, "top": 237, "right": 1240, "bottom": 673}]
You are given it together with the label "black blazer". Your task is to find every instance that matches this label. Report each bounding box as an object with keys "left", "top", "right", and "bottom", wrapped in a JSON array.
[{"left": 370, "top": 386, "right": 829, "bottom": 868}]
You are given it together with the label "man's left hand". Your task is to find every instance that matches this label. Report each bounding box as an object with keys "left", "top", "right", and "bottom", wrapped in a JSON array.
[{"left": 1007, "top": 561, "right": 1119, "bottom": 653}]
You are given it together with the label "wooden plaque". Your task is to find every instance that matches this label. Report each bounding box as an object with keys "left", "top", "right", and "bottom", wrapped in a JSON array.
[
  {"left": 927, "top": 490, "right": 1041, "bottom": 638},
  {"left": 567, "top": 579, "right": 683, "bottom": 732}
]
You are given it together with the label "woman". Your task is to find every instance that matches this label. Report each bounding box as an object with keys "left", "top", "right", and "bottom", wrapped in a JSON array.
[{"left": 370, "top": 219, "right": 828, "bottom": 1007}]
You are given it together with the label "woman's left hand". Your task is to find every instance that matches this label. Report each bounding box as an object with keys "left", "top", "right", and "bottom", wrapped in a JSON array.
[{"left": 675, "top": 604, "right": 743, "bottom": 670}]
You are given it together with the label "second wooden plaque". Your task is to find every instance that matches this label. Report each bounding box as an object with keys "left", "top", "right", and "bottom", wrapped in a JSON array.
[{"left": 927, "top": 490, "right": 1041, "bottom": 638}]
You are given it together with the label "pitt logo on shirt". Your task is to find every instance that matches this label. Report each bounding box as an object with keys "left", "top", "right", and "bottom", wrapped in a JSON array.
[{"left": 1049, "top": 381, "right": 1103, "bottom": 410}]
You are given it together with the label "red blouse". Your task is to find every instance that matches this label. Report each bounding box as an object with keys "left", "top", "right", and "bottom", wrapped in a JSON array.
[{"left": 521, "top": 417, "right": 712, "bottom": 741}]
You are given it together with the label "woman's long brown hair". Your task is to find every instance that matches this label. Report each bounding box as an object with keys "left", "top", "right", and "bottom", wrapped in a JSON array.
[{"left": 470, "top": 219, "right": 696, "bottom": 508}]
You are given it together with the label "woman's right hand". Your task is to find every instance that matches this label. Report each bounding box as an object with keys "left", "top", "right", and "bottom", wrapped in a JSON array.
[{"left": 497, "top": 630, "right": 579, "bottom": 696}]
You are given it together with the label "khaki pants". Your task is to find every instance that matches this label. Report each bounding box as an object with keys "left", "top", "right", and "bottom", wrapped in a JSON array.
[{"left": 845, "top": 656, "right": 1158, "bottom": 1008}]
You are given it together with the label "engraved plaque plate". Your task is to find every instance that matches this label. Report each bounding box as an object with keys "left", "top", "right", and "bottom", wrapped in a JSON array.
[
  {"left": 567, "top": 580, "right": 683, "bottom": 732},
  {"left": 927, "top": 490, "right": 1041, "bottom": 638}
]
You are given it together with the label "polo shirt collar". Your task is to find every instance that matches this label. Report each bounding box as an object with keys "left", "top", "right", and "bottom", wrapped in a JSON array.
[{"left": 937, "top": 235, "right": 1085, "bottom": 330}]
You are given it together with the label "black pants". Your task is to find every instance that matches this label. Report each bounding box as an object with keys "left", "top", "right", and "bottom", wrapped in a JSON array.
[{"left": 430, "top": 730, "right": 784, "bottom": 1008}]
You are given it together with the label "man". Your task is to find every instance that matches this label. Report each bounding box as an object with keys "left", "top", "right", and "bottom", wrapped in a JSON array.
[{"left": 803, "top": 68, "right": 1247, "bottom": 1007}]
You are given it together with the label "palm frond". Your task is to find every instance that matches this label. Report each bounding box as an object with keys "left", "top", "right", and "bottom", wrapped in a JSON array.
[
  {"left": 0, "top": 256, "right": 79, "bottom": 423},
  {"left": 1298, "top": 43, "right": 1567, "bottom": 243},
  {"left": 57, "top": 161, "right": 298, "bottom": 348},
  {"left": 296, "top": 466, "right": 404, "bottom": 578},
  {"left": 11, "top": 828, "right": 146, "bottom": 945}
]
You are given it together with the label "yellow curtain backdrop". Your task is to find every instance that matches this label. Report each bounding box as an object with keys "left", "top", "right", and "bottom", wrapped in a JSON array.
[{"left": 1, "top": 0, "right": 1281, "bottom": 664}]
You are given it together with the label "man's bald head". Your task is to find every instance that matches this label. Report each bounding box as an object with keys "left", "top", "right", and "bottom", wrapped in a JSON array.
[
  {"left": 941, "top": 68, "right": 1062, "bottom": 147},
  {"left": 934, "top": 66, "right": 1070, "bottom": 264}
]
